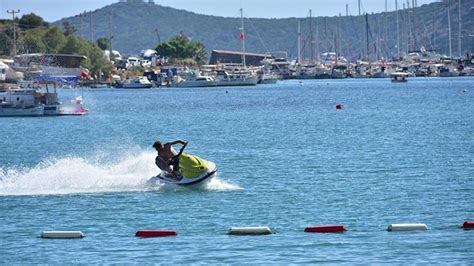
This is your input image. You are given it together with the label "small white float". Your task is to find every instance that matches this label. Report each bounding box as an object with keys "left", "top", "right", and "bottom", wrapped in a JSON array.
[
  {"left": 41, "top": 231, "right": 85, "bottom": 239},
  {"left": 387, "top": 224, "right": 428, "bottom": 231},
  {"left": 228, "top": 226, "right": 273, "bottom": 235}
]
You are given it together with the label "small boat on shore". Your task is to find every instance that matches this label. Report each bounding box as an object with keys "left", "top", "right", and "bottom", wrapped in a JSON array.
[
  {"left": 173, "top": 76, "right": 217, "bottom": 88},
  {"left": 118, "top": 76, "right": 153, "bottom": 89}
]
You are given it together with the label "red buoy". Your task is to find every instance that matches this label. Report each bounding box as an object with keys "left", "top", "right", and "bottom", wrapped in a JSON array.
[
  {"left": 463, "top": 221, "right": 474, "bottom": 229},
  {"left": 135, "top": 230, "right": 178, "bottom": 238},
  {"left": 336, "top": 104, "right": 344, "bottom": 110},
  {"left": 304, "top": 224, "right": 347, "bottom": 233}
]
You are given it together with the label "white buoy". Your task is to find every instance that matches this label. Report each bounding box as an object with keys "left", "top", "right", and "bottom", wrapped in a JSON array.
[
  {"left": 41, "top": 231, "right": 85, "bottom": 239},
  {"left": 228, "top": 226, "right": 273, "bottom": 235},
  {"left": 387, "top": 224, "right": 428, "bottom": 231}
]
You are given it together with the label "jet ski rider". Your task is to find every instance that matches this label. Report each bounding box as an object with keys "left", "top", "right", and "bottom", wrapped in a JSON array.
[{"left": 153, "top": 139, "right": 188, "bottom": 179}]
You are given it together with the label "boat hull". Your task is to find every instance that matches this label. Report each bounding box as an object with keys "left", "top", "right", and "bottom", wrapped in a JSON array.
[
  {"left": 215, "top": 76, "right": 258, "bottom": 86},
  {"left": 148, "top": 159, "right": 217, "bottom": 186},
  {"left": 0, "top": 105, "right": 44, "bottom": 117},
  {"left": 120, "top": 84, "right": 153, "bottom": 89},
  {"left": 174, "top": 81, "right": 217, "bottom": 88}
]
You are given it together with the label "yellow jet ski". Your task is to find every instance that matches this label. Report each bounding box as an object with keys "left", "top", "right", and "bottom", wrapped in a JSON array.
[{"left": 149, "top": 152, "right": 218, "bottom": 186}]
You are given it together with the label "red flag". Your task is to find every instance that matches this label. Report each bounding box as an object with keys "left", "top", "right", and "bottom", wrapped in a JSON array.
[
  {"left": 81, "top": 69, "right": 89, "bottom": 79},
  {"left": 239, "top": 32, "right": 245, "bottom": 40}
]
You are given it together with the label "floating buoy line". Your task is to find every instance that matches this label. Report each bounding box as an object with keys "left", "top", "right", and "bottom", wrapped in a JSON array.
[{"left": 38, "top": 221, "right": 473, "bottom": 239}]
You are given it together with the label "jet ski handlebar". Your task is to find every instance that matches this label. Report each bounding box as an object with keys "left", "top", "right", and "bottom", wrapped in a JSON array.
[{"left": 176, "top": 141, "right": 188, "bottom": 157}]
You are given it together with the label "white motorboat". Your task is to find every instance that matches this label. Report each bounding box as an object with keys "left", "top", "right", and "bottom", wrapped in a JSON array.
[
  {"left": 331, "top": 66, "right": 347, "bottom": 79},
  {"left": 0, "top": 83, "right": 88, "bottom": 117},
  {"left": 120, "top": 76, "right": 153, "bottom": 89},
  {"left": 438, "top": 66, "right": 460, "bottom": 77},
  {"left": 258, "top": 71, "right": 278, "bottom": 84},
  {"left": 173, "top": 76, "right": 217, "bottom": 88},
  {"left": 292, "top": 65, "right": 317, "bottom": 79},
  {"left": 0, "top": 89, "right": 45, "bottom": 116},
  {"left": 19, "top": 81, "right": 88, "bottom": 116},
  {"left": 215, "top": 70, "right": 258, "bottom": 86},
  {"left": 0, "top": 102, "right": 44, "bottom": 116}
]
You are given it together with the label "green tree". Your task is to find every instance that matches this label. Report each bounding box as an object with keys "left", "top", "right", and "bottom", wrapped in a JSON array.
[
  {"left": 62, "top": 21, "right": 76, "bottom": 36},
  {"left": 58, "top": 36, "right": 112, "bottom": 78},
  {"left": 20, "top": 29, "right": 46, "bottom": 53},
  {"left": 192, "top": 42, "right": 207, "bottom": 65},
  {"left": 18, "top": 13, "right": 48, "bottom": 30},
  {"left": 43, "top": 27, "right": 66, "bottom": 53},
  {"left": 0, "top": 32, "right": 12, "bottom": 55},
  {"left": 155, "top": 34, "right": 207, "bottom": 65},
  {"left": 85, "top": 42, "right": 113, "bottom": 79},
  {"left": 59, "top": 35, "right": 82, "bottom": 54},
  {"left": 96, "top": 37, "right": 109, "bottom": 50}
]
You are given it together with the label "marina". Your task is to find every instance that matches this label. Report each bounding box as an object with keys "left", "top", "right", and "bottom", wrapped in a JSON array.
[
  {"left": 1, "top": 78, "right": 473, "bottom": 263},
  {"left": 0, "top": 0, "right": 473, "bottom": 264}
]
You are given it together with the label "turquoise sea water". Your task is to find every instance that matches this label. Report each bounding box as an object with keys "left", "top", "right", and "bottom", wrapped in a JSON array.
[{"left": 1, "top": 78, "right": 473, "bottom": 263}]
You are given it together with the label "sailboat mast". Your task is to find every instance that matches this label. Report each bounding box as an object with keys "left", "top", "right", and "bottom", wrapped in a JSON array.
[
  {"left": 396, "top": 0, "right": 400, "bottom": 59},
  {"left": 458, "top": 0, "right": 462, "bottom": 57},
  {"left": 382, "top": 0, "right": 387, "bottom": 59},
  {"left": 358, "top": 0, "right": 361, "bottom": 16},
  {"left": 108, "top": 12, "right": 113, "bottom": 61},
  {"left": 407, "top": 5, "right": 412, "bottom": 53},
  {"left": 359, "top": 0, "right": 363, "bottom": 58},
  {"left": 448, "top": 4, "right": 452, "bottom": 57},
  {"left": 324, "top": 17, "right": 328, "bottom": 55},
  {"left": 309, "top": 9, "right": 314, "bottom": 63},
  {"left": 315, "top": 18, "right": 320, "bottom": 61},
  {"left": 298, "top": 19, "right": 302, "bottom": 63},
  {"left": 338, "top": 13, "right": 341, "bottom": 58},
  {"left": 365, "top": 13, "right": 369, "bottom": 61},
  {"left": 240, "top": 8, "right": 246, "bottom": 67}
]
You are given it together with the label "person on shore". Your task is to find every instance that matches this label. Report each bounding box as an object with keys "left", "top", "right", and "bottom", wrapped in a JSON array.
[{"left": 152, "top": 139, "right": 188, "bottom": 178}]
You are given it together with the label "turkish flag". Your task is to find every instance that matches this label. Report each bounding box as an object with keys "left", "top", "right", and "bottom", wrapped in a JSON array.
[
  {"left": 81, "top": 69, "right": 89, "bottom": 79},
  {"left": 239, "top": 32, "right": 245, "bottom": 40}
]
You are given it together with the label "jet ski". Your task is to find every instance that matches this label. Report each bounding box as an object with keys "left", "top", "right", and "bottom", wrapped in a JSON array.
[{"left": 148, "top": 153, "right": 218, "bottom": 186}]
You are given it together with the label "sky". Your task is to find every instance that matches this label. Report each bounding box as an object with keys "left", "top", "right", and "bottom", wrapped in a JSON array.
[{"left": 1, "top": 0, "right": 438, "bottom": 22}]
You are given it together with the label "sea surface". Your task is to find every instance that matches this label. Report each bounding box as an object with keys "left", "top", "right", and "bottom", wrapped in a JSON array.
[{"left": 1, "top": 77, "right": 473, "bottom": 264}]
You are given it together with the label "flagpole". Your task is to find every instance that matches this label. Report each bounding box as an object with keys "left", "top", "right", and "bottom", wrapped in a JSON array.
[{"left": 240, "top": 8, "right": 246, "bottom": 67}]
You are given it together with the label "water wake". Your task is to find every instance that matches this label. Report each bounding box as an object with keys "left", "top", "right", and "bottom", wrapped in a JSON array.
[
  {"left": 0, "top": 150, "right": 241, "bottom": 196},
  {"left": 205, "top": 176, "right": 243, "bottom": 191}
]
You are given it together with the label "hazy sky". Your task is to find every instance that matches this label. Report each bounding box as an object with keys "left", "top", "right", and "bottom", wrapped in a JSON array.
[{"left": 1, "top": 0, "right": 438, "bottom": 22}]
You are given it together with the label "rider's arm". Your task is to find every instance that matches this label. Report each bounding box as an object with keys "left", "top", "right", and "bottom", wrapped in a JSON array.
[
  {"left": 167, "top": 140, "right": 188, "bottom": 156},
  {"left": 168, "top": 139, "right": 188, "bottom": 146}
]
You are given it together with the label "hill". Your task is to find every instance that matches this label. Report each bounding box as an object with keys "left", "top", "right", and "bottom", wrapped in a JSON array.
[{"left": 54, "top": 0, "right": 474, "bottom": 60}]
